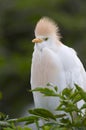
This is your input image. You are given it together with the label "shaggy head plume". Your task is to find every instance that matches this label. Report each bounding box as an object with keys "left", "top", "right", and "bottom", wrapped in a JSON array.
[{"left": 35, "top": 17, "right": 61, "bottom": 39}]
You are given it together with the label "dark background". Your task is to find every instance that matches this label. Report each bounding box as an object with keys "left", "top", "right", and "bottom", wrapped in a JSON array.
[{"left": 0, "top": 0, "right": 86, "bottom": 118}]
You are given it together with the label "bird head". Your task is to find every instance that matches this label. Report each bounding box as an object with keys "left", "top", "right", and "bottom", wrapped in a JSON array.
[{"left": 32, "top": 17, "right": 61, "bottom": 50}]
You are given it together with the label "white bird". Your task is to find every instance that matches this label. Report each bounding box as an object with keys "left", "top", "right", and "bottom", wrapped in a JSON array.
[{"left": 31, "top": 17, "right": 86, "bottom": 114}]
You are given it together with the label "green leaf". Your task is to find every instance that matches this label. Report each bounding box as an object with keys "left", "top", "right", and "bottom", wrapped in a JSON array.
[
  {"left": 54, "top": 86, "right": 58, "bottom": 92},
  {"left": 31, "top": 87, "right": 58, "bottom": 96},
  {"left": 8, "top": 116, "right": 39, "bottom": 126},
  {"left": 75, "top": 84, "right": 86, "bottom": 102},
  {"left": 57, "top": 101, "right": 79, "bottom": 113},
  {"left": 46, "top": 83, "right": 52, "bottom": 87},
  {"left": 3, "top": 128, "right": 16, "bottom": 130},
  {"left": 3, "top": 125, "right": 32, "bottom": 130},
  {"left": 70, "top": 89, "right": 78, "bottom": 100},
  {"left": 42, "top": 125, "right": 51, "bottom": 130},
  {"left": 51, "top": 127, "right": 68, "bottom": 130},
  {"left": 62, "top": 88, "right": 73, "bottom": 98},
  {"left": 55, "top": 114, "right": 66, "bottom": 119},
  {"left": 17, "top": 126, "right": 32, "bottom": 130},
  {"left": 24, "top": 116, "right": 39, "bottom": 125},
  {"left": 29, "top": 108, "right": 56, "bottom": 120},
  {"left": 72, "top": 93, "right": 82, "bottom": 104},
  {"left": 17, "top": 116, "right": 39, "bottom": 123},
  {"left": 60, "top": 118, "right": 71, "bottom": 125}
]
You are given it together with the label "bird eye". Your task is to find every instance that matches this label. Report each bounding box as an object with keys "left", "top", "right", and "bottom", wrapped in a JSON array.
[{"left": 44, "top": 37, "right": 48, "bottom": 41}]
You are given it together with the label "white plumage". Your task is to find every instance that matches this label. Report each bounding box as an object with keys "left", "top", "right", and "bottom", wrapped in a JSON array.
[{"left": 31, "top": 17, "right": 86, "bottom": 113}]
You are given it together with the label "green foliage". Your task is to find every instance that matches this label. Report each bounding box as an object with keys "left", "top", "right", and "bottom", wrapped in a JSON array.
[
  {"left": 3, "top": 126, "right": 31, "bottom": 130},
  {"left": 31, "top": 87, "right": 58, "bottom": 96},
  {"left": 29, "top": 108, "right": 56, "bottom": 121},
  {"left": 1, "top": 84, "right": 86, "bottom": 129}
]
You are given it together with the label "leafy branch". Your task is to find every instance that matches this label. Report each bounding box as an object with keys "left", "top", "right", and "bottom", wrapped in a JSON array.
[{"left": 1, "top": 84, "right": 86, "bottom": 130}]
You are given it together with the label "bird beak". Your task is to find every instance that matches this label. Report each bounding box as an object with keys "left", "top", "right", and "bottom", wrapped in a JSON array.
[{"left": 32, "top": 38, "right": 43, "bottom": 43}]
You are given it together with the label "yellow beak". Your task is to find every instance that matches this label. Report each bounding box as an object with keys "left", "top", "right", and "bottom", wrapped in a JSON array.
[{"left": 32, "top": 38, "right": 43, "bottom": 43}]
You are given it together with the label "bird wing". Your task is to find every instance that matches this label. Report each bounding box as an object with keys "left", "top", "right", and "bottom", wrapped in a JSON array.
[{"left": 58, "top": 44, "right": 86, "bottom": 89}]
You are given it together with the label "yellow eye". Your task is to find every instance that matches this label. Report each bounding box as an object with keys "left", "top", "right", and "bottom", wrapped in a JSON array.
[{"left": 44, "top": 37, "right": 48, "bottom": 41}]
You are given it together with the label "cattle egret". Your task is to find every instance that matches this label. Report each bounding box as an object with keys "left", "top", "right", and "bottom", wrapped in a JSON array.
[{"left": 31, "top": 17, "right": 86, "bottom": 114}]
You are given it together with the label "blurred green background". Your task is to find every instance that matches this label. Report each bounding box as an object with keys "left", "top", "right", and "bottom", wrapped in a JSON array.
[{"left": 0, "top": 0, "right": 86, "bottom": 118}]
